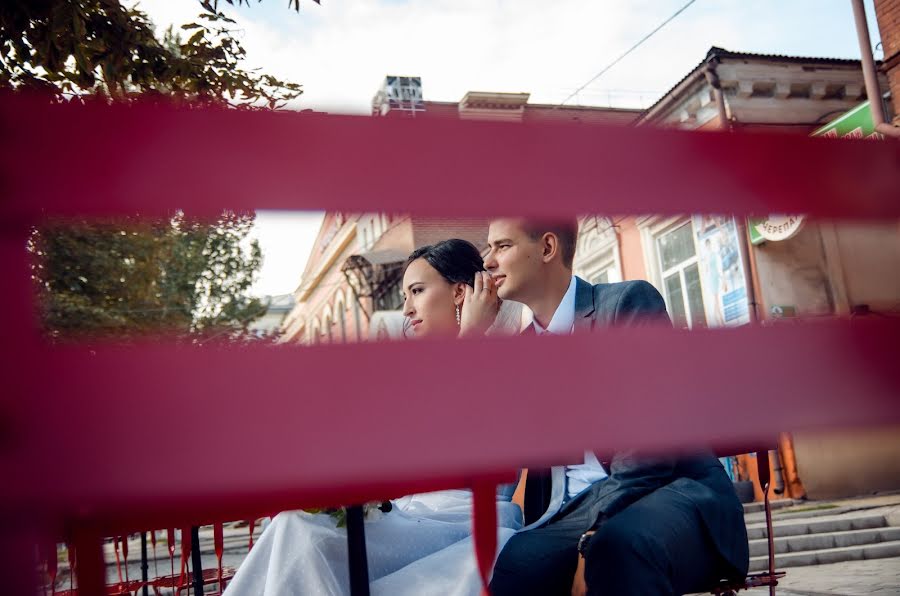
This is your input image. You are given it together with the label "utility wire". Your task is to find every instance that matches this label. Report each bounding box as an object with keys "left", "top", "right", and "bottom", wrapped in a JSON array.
[{"left": 559, "top": 0, "right": 699, "bottom": 107}]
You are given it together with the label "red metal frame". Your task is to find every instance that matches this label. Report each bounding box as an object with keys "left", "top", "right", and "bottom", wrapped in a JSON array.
[{"left": 1, "top": 96, "right": 899, "bottom": 594}]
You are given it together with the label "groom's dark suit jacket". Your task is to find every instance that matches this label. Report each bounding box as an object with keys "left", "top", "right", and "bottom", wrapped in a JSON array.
[{"left": 522, "top": 276, "right": 749, "bottom": 578}]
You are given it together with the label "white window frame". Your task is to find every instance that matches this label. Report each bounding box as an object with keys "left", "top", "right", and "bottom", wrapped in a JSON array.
[{"left": 638, "top": 215, "right": 706, "bottom": 328}]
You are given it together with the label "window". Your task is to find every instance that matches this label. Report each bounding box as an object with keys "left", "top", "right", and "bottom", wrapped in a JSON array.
[
  {"left": 310, "top": 318, "right": 322, "bottom": 345},
  {"left": 657, "top": 222, "right": 706, "bottom": 328},
  {"left": 323, "top": 315, "right": 333, "bottom": 343},
  {"left": 334, "top": 293, "right": 348, "bottom": 343},
  {"left": 337, "top": 306, "right": 347, "bottom": 343}
]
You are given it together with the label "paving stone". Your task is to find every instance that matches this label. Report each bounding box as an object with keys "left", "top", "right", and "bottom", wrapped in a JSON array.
[{"left": 750, "top": 557, "right": 900, "bottom": 596}]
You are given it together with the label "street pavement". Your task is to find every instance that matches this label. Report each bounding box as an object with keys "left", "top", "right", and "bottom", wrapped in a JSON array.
[
  {"left": 747, "top": 557, "right": 900, "bottom": 595},
  {"left": 51, "top": 495, "right": 900, "bottom": 595}
]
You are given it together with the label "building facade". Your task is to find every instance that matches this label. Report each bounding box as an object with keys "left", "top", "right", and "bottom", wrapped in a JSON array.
[
  {"left": 573, "top": 47, "right": 900, "bottom": 499},
  {"left": 282, "top": 80, "right": 642, "bottom": 345},
  {"left": 875, "top": 0, "right": 900, "bottom": 125},
  {"left": 284, "top": 51, "right": 899, "bottom": 498},
  {"left": 281, "top": 211, "right": 496, "bottom": 344}
]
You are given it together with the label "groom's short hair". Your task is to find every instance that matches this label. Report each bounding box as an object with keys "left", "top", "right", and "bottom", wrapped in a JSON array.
[{"left": 521, "top": 218, "right": 579, "bottom": 269}]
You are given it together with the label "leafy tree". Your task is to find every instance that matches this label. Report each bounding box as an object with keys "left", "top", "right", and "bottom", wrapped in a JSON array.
[
  {"left": 29, "top": 212, "right": 266, "bottom": 342},
  {"left": 3, "top": 1, "right": 313, "bottom": 339},
  {"left": 0, "top": 0, "right": 315, "bottom": 107}
]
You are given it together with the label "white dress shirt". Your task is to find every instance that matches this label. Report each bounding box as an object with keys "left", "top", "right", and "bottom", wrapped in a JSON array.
[{"left": 533, "top": 276, "right": 609, "bottom": 501}]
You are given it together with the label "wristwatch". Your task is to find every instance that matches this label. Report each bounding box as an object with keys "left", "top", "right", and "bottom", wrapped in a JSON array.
[{"left": 577, "top": 531, "right": 594, "bottom": 557}]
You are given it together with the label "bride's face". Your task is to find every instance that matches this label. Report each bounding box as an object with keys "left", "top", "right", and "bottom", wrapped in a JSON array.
[{"left": 402, "top": 258, "right": 463, "bottom": 339}]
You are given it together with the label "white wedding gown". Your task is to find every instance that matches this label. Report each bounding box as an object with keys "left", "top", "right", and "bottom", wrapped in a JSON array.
[{"left": 223, "top": 488, "right": 523, "bottom": 596}]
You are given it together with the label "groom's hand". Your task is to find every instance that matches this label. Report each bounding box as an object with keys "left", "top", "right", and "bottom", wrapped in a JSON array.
[
  {"left": 459, "top": 271, "right": 500, "bottom": 337},
  {"left": 571, "top": 530, "right": 595, "bottom": 596},
  {"left": 571, "top": 555, "right": 587, "bottom": 596}
]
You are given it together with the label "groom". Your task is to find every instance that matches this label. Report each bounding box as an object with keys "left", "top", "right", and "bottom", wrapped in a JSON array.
[{"left": 484, "top": 218, "right": 749, "bottom": 596}]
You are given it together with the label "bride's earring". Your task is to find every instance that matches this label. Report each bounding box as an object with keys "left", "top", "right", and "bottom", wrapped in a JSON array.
[{"left": 455, "top": 305, "right": 461, "bottom": 326}]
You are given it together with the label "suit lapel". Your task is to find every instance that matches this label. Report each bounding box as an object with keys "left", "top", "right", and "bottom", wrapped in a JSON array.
[{"left": 573, "top": 276, "right": 595, "bottom": 334}]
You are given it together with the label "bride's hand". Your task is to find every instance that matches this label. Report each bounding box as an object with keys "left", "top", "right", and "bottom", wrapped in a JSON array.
[{"left": 459, "top": 272, "right": 501, "bottom": 337}]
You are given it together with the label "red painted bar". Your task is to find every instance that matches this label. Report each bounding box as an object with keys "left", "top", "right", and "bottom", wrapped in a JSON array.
[
  {"left": 1, "top": 96, "right": 899, "bottom": 593},
  {"left": 1, "top": 321, "right": 898, "bottom": 536},
  {"left": 0, "top": 96, "right": 898, "bottom": 222}
]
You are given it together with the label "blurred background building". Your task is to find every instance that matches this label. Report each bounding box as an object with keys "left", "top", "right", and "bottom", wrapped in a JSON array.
[{"left": 282, "top": 38, "right": 900, "bottom": 501}]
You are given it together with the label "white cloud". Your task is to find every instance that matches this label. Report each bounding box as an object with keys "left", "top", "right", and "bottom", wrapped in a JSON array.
[
  {"left": 134, "top": 0, "right": 874, "bottom": 113},
  {"left": 132, "top": 0, "right": 877, "bottom": 113}
]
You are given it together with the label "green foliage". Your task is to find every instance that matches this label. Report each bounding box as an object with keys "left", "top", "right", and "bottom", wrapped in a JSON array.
[
  {"left": 305, "top": 502, "right": 391, "bottom": 528},
  {"left": 0, "top": 0, "right": 308, "bottom": 108},
  {"left": 3, "top": 2, "right": 314, "bottom": 340},
  {"left": 29, "top": 212, "right": 267, "bottom": 342},
  {"left": 208, "top": 1, "right": 320, "bottom": 15}
]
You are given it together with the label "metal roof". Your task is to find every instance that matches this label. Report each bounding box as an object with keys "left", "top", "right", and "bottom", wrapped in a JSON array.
[{"left": 639, "top": 46, "right": 869, "bottom": 122}]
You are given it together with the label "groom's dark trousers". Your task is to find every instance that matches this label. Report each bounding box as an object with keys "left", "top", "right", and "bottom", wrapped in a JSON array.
[
  {"left": 490, "top": 469, "right": 737, "bottom": 596},
  {"left": 489, "top": 278, "right": 748, "bottom": 596}
]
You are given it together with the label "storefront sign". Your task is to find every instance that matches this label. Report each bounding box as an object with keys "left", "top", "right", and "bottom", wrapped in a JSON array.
[
  {"left": 812, "top": 100, "right": 882, "bottom": 139},
  {"left": 748, "top": 102, "right": 881, "bottom": 246},
  {"left": 748, "top": 215, "right": 805, "bottom": 244}
]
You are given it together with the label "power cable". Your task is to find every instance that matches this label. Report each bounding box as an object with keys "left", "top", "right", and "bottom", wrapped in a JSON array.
[{"left": 559, "top": 0, "right": 699, "bottom": 107}]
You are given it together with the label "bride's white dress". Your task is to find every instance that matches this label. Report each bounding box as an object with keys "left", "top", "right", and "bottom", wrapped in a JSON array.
[{"left": 223, "top": 488, "right": 523, "bottom": 596}]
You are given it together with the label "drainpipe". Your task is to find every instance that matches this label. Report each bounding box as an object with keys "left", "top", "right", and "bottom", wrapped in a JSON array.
[{"left": 851, "top": 0, "right": 900, "bottom": 138}]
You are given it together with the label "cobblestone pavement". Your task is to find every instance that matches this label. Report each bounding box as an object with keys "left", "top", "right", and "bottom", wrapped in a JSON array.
[{"left": 746, "top": 557, "right": 900, "bottom": 596}]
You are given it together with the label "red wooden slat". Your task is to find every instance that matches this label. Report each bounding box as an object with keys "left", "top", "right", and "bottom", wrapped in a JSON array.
[
  {"left": 0, "top": 96, "right": 897, "bottom": 222},
  {"left": 472, "top": 481, "right": 498, "bottom": 595},
  {"left": 214, "top": 522, "right": 224, "bottom": 592},
  {"left": 0, "top": 321, "right": 897, "bottom": 536},
  {"left": 0, "top": 96, "right": 898, "bottom": 593}
]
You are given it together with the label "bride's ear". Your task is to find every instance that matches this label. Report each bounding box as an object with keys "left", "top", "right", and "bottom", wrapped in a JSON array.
[{"left": 453, "top": 283, "right": 466, "bottom": 305}]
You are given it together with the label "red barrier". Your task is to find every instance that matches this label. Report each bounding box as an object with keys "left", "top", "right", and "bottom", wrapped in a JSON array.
[
  {"left": 1, "top": 96, "right": 898, "bottom": 222},
  {"left": 1, "top": 96, "right": 899, "bottom": 594},
  {"left": 3, "top": 322, "right": 900, "bottom": 529}
]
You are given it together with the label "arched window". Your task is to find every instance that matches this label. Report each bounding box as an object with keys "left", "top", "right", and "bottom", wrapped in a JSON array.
[
  {"left": 333, "top": 289, "right": 348, "bottom": 343},
  {"left": 310, "top": 317, "right": 322, "bottom": 345},
  {"left": 321, "top": 305, "right": 334, "bottom": 343}
]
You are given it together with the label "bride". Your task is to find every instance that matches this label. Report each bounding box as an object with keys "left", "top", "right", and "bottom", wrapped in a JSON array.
[{"left": 224, "top": 239, "right": 523, "bottom": 596}]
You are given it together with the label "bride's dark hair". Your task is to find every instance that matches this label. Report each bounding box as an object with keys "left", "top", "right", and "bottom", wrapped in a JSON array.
[{"left": 405, "top": 239, "right": 484, "bottom": 287}]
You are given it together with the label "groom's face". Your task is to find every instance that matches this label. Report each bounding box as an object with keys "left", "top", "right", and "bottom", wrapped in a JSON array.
[{"left": 485, "top": 218, "right": 544, "bottom": 303}]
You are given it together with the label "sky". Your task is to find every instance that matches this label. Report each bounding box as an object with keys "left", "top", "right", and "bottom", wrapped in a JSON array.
[{"left": 132, "top": 0, "right": 883, "bottom": 297}]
